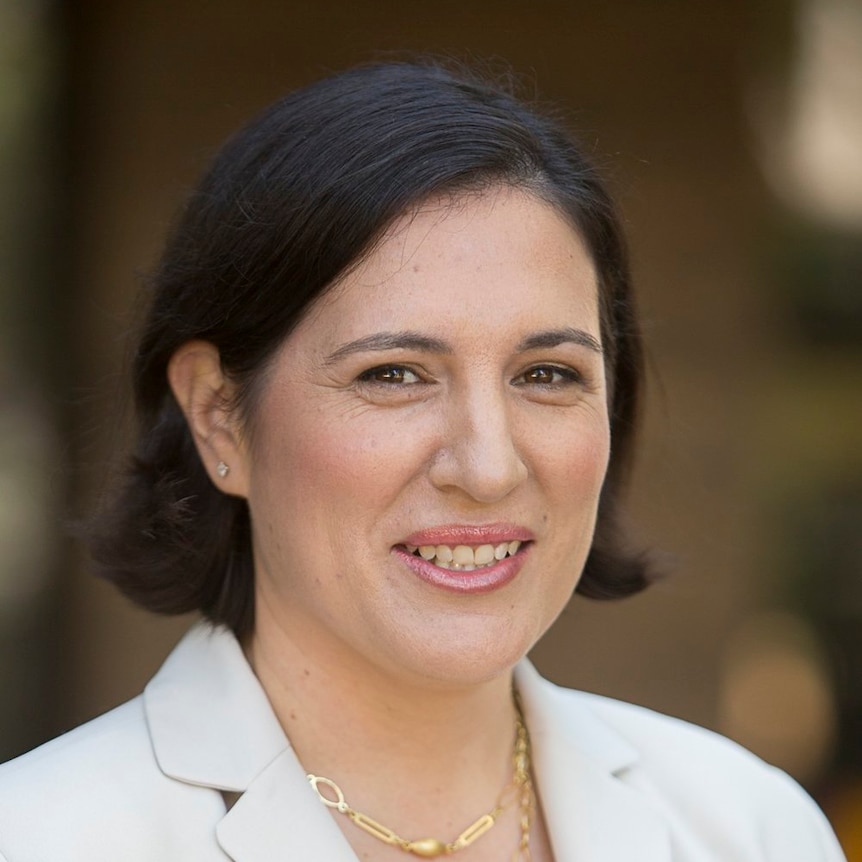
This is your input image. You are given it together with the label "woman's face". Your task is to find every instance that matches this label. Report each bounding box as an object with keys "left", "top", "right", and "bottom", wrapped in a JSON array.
[{"left": 236, "top": 187, "right": 610, "bottom": 687}]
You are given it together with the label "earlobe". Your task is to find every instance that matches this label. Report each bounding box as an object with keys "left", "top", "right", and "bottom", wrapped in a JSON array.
[{"left": 167, "top": 341, "right": 249, "bottom": 496}]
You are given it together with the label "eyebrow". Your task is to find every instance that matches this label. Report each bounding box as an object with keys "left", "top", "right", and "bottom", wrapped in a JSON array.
[
  {"left": 323, "top": 332, "right": 452, "bottom": 364},
  {"left": 323, "top": 326, "right": 603, "bottom": 365},
  {"left": 517, "top": 328, "right": 603, "bottom": 354}
]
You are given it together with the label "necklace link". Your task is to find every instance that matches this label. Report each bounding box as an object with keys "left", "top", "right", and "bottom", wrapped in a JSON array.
[
  {"left": 349, "top": 810, "right": 402, "bottom": 845},
  {"left": 450, "top": 811, "right": 497, "bottom": 850},
  {"left": 307, "top": 694, "right": 533, "bottom": 858}
]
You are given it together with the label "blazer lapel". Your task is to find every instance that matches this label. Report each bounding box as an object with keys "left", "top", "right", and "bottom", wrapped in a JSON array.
[
  {"left": 144, "top": 624, "right": 286, "bottom": 791},
  {"left": 144, "top": 624, "right": 358, "bottom": 862},
  {"left": 516, "top": 661, "right": 672, "bottom": 862},
  {"left": 215, "top": 748, "right": 358, "bottom": 862}
]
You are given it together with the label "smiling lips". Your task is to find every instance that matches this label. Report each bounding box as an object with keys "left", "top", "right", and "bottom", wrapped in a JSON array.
[{"left": 395, "top": 526, "right": 532, "bottom": 594}]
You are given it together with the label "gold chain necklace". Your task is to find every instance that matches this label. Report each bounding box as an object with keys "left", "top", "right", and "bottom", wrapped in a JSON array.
[{"left": 307, "top": 697, "right": 533, "bottom": 859}]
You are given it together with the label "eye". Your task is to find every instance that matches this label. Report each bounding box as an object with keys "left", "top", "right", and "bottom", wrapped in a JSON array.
[
  {"left": 514, "top": 365, "right": 581, "bottom": 387},
  {"left": 357, "top": 365, "right": 422, "bottom": 385}
]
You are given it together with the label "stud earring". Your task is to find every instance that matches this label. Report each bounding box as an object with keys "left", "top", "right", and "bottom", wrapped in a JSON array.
[{"left": 216, "top": 461, "right": 230, "bottom": 478}]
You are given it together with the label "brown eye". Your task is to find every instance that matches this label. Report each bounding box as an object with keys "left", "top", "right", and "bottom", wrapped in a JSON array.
[
  {"left": 525, "top": 367, "right": 555, "bottom": 385},
  {"left": 358, "top": 365, "right": 420, "bottom": 385},
  {"left": 516, "top": 365, "right": 579, "bottom": 387}
]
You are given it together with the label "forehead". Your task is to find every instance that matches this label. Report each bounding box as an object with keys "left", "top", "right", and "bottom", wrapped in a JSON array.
[
  {"left": 380, "top": 187, "right": 586, "bottom": 273},
  {"left": 288, "top": 187, "right": 600, "bottom": 357}
]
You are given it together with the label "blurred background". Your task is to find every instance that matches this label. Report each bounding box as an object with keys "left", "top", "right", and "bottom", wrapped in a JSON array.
[{"left": 1, "top": 0, "right": 860, "bottom": 854}]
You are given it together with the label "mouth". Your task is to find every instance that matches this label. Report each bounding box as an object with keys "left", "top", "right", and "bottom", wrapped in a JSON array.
[
  {"left": 401, "top": 540, "right": 524, "bottom": 571},
  {"left": 393, "top": 527, "right": 533, "bottom": 594}
]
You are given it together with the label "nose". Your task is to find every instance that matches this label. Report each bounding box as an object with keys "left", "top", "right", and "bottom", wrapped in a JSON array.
[{"left": 427, "top": 383, "right": 529, "bottom": 504}]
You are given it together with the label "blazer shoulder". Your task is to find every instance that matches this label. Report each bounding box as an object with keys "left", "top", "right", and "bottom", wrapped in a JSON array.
[
  {"left": 0, "top": 698, "right": 224, "bottom": 861},
  {"left": 0, "top": 697, "right": 151, "bottom": 792},
  {"left": 571, "top": 688, "right": 784, "bottom": 779},
  {"left": 560, "top": 688, "right": 846, "bottom": 860}
]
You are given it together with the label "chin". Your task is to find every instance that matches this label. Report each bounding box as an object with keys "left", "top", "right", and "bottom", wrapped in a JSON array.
[{"left": 379, "top": 617, "right": 544, "bottom": 690}]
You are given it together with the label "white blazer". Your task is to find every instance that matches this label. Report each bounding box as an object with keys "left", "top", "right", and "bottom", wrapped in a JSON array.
[{"left": 0, "top": 624, "right": 847, "bottom": 861}]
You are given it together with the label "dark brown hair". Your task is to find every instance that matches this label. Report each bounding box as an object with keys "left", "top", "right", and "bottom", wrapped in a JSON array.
[{"left": 89, "top": 59, "right": 651, "bottom": 637}]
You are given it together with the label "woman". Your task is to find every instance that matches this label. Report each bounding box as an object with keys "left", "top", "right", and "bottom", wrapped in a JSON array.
[{"left": 0, "top": 60, "right": 846, "bottom": 861}]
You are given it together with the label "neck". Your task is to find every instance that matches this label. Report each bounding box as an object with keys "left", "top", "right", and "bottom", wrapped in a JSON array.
[{"left": 245, "top": 595, "right": 520, "bottom": 829}]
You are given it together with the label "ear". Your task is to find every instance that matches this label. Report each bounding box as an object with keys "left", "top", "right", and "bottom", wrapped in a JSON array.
[{"left": 167, "top": 340, "right": 250, "bottom": 497}]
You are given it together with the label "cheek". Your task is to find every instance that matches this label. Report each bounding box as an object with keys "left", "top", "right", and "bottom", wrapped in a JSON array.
[
  {"left": 253, "top": 405, "right": 411, "bottom": 513},
  {"left": 540, "top": 419, "right": 611, "bottom": 498},
  {"left": 583, "top": 430, "right": 612, "bottom": 483}
]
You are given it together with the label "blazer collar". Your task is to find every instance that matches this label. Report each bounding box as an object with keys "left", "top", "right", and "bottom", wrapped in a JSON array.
[
  {"left": 144, "top": 623, "right": 285, "bottom": 791},
  {"left": 516, "top": 661, "right": 671, "bottom": 862},
  {"left": 145, "top": 624, "right": 669, "bottom": 862},
  {"left": 144, "top": 623, "right": 358, "bottom": 861}
]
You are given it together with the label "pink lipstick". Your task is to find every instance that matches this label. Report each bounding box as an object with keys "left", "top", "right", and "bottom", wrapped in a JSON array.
[{"left": 393, "top": 524, "right": 533, "bottom": 595}]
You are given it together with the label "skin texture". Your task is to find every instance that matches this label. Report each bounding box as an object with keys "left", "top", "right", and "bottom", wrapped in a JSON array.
[{"left": 169, "top": 187, "right": 608, "bottom": 861}]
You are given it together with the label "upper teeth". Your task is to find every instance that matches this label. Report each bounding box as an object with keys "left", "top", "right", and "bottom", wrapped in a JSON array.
[{"left": 405, "top": 541, "right": 522, "bottom": 571}]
